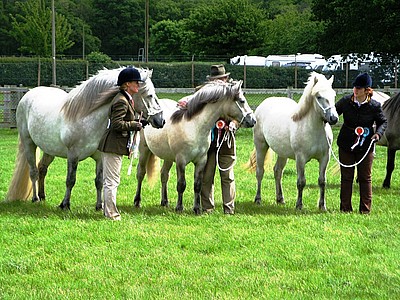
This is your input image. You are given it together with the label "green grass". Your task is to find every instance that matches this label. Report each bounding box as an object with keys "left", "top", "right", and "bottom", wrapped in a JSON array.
[{"left": 0, "top": 123, "right": 399, "bottom": 299}]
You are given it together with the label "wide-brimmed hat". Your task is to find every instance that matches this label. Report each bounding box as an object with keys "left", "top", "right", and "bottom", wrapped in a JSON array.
[
  {"left": 353, "top": 72, "right": 372, "bottom": 88},
  {"left": 206, "top": 64, "right": 230, "bottom": 80}
]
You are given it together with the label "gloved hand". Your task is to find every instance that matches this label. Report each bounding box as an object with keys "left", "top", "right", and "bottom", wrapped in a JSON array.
[
  {"left": 140, "top": 119, "right": 149, "bottom": 127},
  {"left": 135, "top": 118, "right": 149, "bottom": 127}
]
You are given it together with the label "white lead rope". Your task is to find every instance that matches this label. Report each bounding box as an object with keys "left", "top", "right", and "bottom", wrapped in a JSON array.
[
  {"left": 216, "top": 130, "right": 237, "bottom": 171},
  {"left": 326, "top": 134, "right": 376, "bottom": 168}
]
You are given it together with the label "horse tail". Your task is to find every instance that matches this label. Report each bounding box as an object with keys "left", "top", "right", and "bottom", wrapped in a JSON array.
[
  {"left": 6, "top": 136, "right": 38, "bottom": 201},
  {"left": 244, "top": 148, "right": 274, "bottom": 172},
  {"left": 146, "top": 152, "right": 160, "bottom": 186}
]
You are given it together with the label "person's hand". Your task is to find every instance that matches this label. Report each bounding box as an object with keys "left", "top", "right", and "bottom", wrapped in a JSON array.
[
  {"left": 139, "top": 119, "right": 149, "bottom": 127},
  {"left": 228, "top": 121, "right": 237, "bottom": 132},
  {"left": 371, "top": 133, "right": 380, "bottom": 142},
  {"left": 133, "top": 121, "right": 142, "bottom": 131}
]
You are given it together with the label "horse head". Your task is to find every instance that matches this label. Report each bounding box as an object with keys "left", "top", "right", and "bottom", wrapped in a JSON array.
[
  {"left": 133, "top": 68, "right": 165, "bottom": 129},
  {"left": 312, "top": 73, "right": 338, "bottom": 125},
  {"left": 225, "top": 80, "right": 256, "bottom": 128}
]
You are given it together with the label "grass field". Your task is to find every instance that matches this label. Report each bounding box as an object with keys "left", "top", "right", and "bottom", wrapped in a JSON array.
[{"left": 0, "top": 105, "right": 399, "bottom": 298}]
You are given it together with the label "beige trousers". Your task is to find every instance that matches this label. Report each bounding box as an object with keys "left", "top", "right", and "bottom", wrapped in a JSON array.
[{"left": 102, "top": 152, "right": 123, "bottom": 219}]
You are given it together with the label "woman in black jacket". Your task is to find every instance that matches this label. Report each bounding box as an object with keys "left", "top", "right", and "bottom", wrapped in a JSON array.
[{"left": 335, "top": 73, "right": 387, "bottom": 214}]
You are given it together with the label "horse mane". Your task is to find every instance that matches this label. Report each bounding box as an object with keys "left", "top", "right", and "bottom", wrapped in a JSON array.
[
  {"left": 292, "top": 72, "right": 328, "bottom": 122},
  {"left": 382, "top": 92, "right": 400, "bottom": 119},
  {"left": 61, "top": 68, "right": 123, "bottom": 122},
  {"left": 170, "top": 81, "right": 235, "bottom": 123}
]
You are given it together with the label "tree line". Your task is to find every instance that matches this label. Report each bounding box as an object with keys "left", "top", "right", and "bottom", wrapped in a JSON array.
[{"left": 0, "top": 0, "right": 399, "bottom": 62}]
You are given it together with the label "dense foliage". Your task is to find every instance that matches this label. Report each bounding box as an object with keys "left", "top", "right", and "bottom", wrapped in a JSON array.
[{"left": 0, "top": 0, "right": 399, "bottom": 59}]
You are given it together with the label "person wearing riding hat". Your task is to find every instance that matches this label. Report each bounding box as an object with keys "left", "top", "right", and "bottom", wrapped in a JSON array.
[
  {"left": 98, "top": 67, "right": 148, "bottom": 220},
  {"left": 335, "top": 72, "right": 387, "bottom": 214}
]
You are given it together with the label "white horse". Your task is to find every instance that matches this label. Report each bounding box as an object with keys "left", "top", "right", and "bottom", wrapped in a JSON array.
[
  {"left": 249, "top": 72, "right": 338, "bottom": 210},
  {"left": 6, "top": 67, "right": 165, "bottom": 210},
  {"left": 134, "top": 80, "right": 256, "bottom": 214}
]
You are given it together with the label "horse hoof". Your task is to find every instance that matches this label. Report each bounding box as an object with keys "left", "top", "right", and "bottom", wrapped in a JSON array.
[
  {"left": 277, "top": 198, "right": 285, "bottom": 205},
  {"left": 160, "top": 200, "right": 169, "bottom": 207},
  {"left": 32, "top": 197, "right": 40, "bottom": 203},
  {"left": 382, "top": 182, "right": 390, "bottom": 189},
  {"left": 319, "top": 205, "right": 327, "bottom": 211},
  {"left": 134, "top": 201, "right": 141, "bottom": 208},
  {"left": 175, "top": 206, "right": 183, "bottom": 213},
  {"left": 295, "top": 204, "right": 303, "bottom": 210},
  {"left": 254, "top": 198, "right": 261, "bottom": 205},
  {"left": 59, "top": 203, "right": 70, "bottom": 211},
  {"left": 193, "top": 207, "right": 201, "bottom": 215},
  {"left": 95, "top": 205, "right": 103, "bottom": 211}
]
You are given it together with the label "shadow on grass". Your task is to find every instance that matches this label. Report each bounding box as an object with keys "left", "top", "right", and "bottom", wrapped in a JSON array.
[{"left": 0, "top": 198, "right": 332, "bottom": 220}]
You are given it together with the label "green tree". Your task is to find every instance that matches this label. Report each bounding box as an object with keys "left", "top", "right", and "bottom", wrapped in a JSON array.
[
  {"left": 312, "top": 0, "right": 400, "bottom": 55},
  {"left": 183, "top": 0, "right": 266, "bottom": 57},
  {"left": 150, "top": 20, "right": 189, "bottom": 58},
  {"left": 91, "top": 0, "right": 144, "bottom": 57},
  {"left": 261, "top": 5, "right": 324, "bottom": 55},
  {"left": 55, "top": 0, "right": 101, "bottom": 56},
  {"left": 10, "top": 0, "right": 74, "bottom": 56}
]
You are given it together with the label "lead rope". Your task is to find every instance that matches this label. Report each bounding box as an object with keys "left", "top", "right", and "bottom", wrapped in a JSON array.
[
  {"left": 326, "top": 133, "right": 376, "bottom": 168},
  {"left": 216, "top": 130, "right": 237, "bottom": 171}
]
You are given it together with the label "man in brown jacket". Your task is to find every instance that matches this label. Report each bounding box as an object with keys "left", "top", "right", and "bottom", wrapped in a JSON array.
[{"left": 98, "top": 67, "right": 146, "bottom": 220}]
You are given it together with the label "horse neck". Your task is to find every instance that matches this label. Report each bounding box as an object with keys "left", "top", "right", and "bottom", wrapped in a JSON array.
[
  {"left": 190, "top": 101, "right": 226, "bottom": 135},
  {"left": 293, "top": 94, "right": 321, "bottom": 125}
]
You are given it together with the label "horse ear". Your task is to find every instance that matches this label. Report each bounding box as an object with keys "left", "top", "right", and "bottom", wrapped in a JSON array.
[{"left": 329, "top": 75, "right": 334, "bottom": 85}]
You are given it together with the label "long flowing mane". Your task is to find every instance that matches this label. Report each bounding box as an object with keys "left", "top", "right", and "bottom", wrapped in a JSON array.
[
  {"left": 382, "top": 92, "right": 400, "bottom": 119},
  {"left": 61, "top": 68, "right": 123, "bottom": 122},
  {"left": 292, "top": 72, "right": 330, "bottom": 121},
  {"left": 170, "top": 81, "right": 236, "bottom": 123}
]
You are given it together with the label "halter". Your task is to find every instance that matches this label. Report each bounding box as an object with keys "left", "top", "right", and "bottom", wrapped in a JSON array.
[
  {"left": 315, "top": 97, "right": 335, "bottom": 114},
  {"left": 234, "top": 99, "right": 251, "bottom": 125},
  {"left": 138, "top": 84, "right": 163, "bottom": 120}
]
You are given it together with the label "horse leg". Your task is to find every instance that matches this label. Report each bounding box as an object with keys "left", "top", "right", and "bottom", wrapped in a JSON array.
[
  {"left": 160, "top": 160, "right": 173, "bottom": 207},
  {"left": 295, "top": 158, "right": 306, "bottom": 210},
  {"left": 21, "top": 137, "right": 40, "bottom": 202},
  {"left": 175, "top": 161, "right": 186, "bottom": 212},
  {"left": 37, "top": 153, "right": 55, "bottom": 201},
  {"left": 254, "top": 144, "right": 269, "bottom": 205},
  {"left": 383, "top": 148, "right": 396, "bottom": 189},
  {"left": 317, "top": 156, "right": 329, "bottom": 211},
  {"left": 59, "top": 156, "right": 79, "bottom": 210},
  {"left": 274, "top": 156, "right": 287, "bottom": 205},
  {"left": 93, "top": 154, "right": 103, "bottom": 211},
  {"left": 193, "top": 160, "right": 206, "bottom": 215},
  {"left": 134, "top": 146, "right": 152, "bottom": 208}
]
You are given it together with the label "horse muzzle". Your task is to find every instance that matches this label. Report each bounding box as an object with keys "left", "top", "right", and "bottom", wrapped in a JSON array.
[{"left": 241, "top": 112, "right": 257, "bottom": 128}]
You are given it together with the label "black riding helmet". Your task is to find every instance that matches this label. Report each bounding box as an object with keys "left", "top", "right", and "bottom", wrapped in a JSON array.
[{"left": 117, "top": 67, "right": 143, "bottom": 86}]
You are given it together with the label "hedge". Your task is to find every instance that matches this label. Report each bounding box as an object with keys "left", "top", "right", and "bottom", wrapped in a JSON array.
[{"left": 0, "top": 57, "right": 393, "bottom": 89}]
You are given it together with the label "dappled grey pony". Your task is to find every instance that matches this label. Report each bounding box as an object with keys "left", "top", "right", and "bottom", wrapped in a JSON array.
[{"left": 6, "top": 67, "right": 164, "bottom": 210}]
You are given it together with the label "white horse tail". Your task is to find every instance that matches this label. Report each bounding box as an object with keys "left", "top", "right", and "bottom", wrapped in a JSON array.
[
  {"left": 244, "top": 148, "right": 274, "bottom": 172},
  {"left": 146, "top": 152, "right": 160, "bottom": 186},
  {"left": 5, "top": 136, "right": 38, "bottom": 201}
]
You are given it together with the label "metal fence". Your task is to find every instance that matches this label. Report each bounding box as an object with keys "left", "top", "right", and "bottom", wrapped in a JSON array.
[{"left": 1, "top": 86, "right": 399, "bottom": 128}]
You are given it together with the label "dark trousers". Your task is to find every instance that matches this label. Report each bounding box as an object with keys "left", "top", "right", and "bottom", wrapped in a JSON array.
[{"left": 339, "top": 147, "right": 374, "bottom": 213}]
